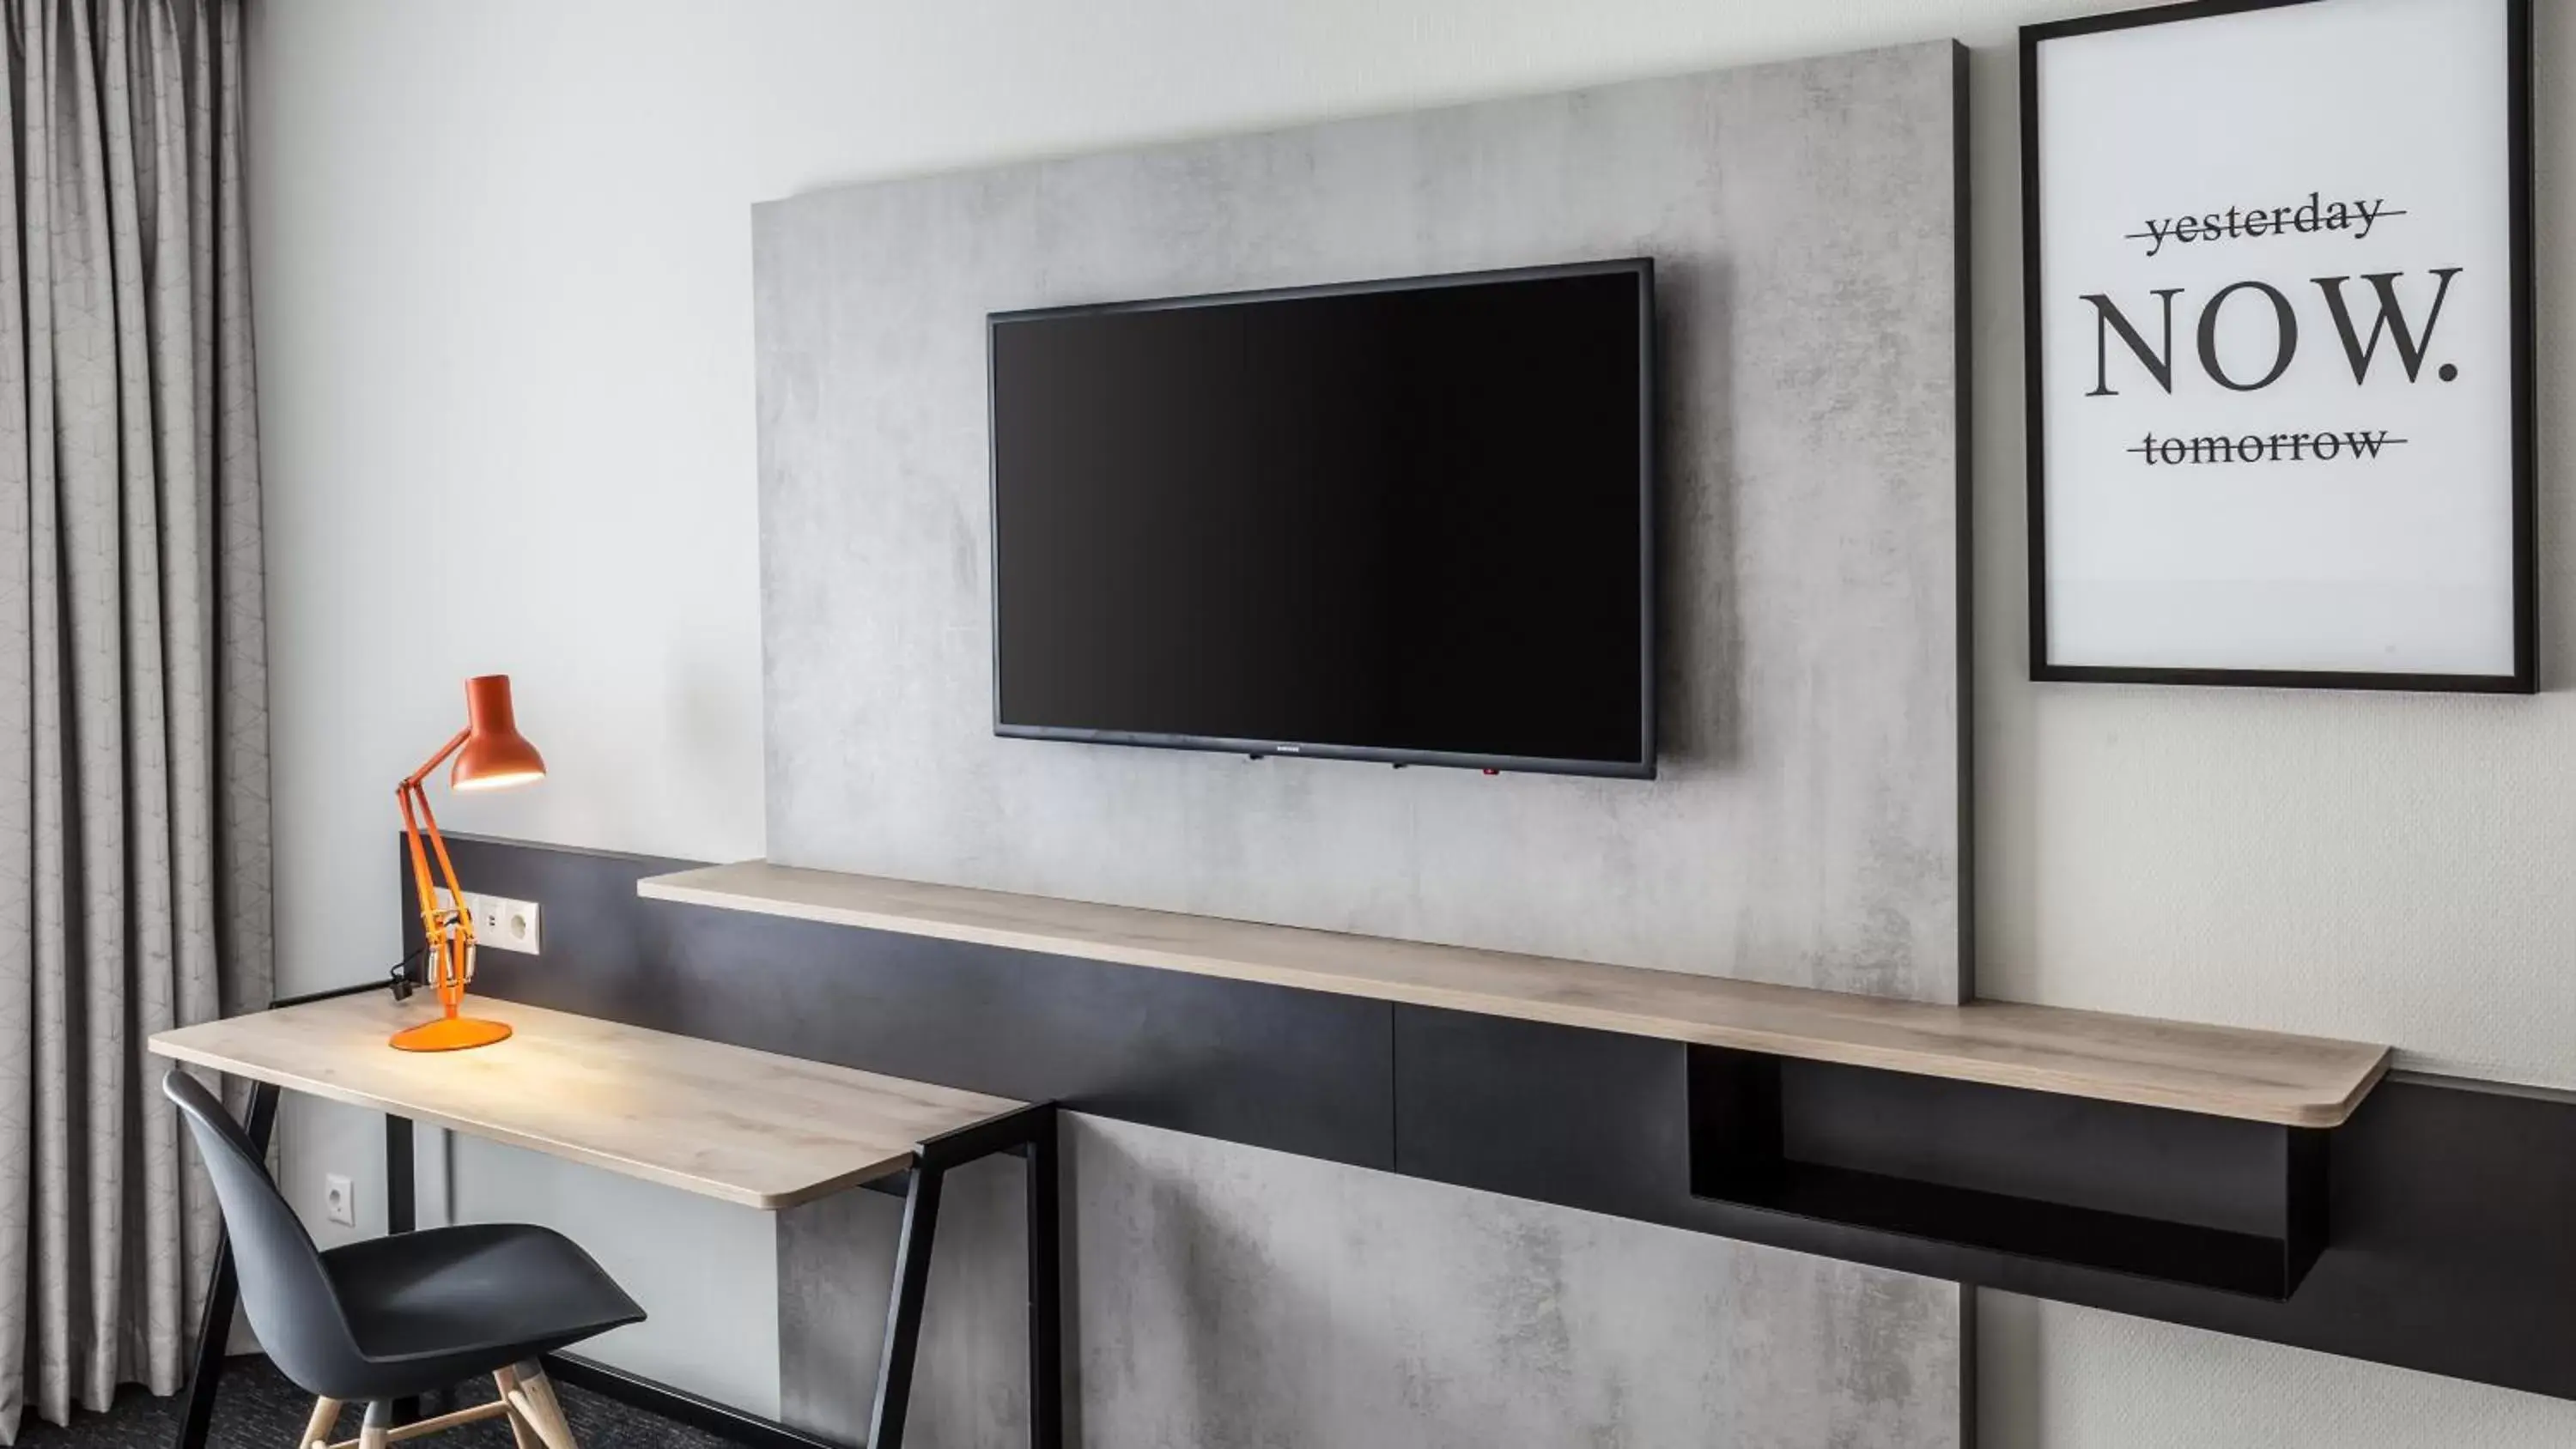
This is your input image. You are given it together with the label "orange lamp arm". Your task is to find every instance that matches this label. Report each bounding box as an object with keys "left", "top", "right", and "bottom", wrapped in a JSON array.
[
  {"left": 398, "top": 729, "right": 477, "bottom": 1018},
  {"left": 404, "top": 727, "right": 471, "bottom": 793}
]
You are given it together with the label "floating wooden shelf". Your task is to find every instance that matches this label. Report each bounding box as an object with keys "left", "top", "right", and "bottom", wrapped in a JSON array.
[{"left": 638, "top": 861, "right": 2389, "bottom": 1129}]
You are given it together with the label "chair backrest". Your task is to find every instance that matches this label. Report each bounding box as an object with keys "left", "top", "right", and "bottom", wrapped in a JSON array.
[{"left": 162, "top": 1070, "right": 371, "bottom": 1392}]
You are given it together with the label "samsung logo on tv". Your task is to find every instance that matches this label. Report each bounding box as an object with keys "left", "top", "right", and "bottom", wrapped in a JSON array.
[{"left": 1273, "top": 745, "right": 1301, "bottom": 753}]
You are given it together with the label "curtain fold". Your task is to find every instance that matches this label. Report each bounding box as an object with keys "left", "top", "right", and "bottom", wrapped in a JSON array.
[{"left": 0, "top": 0, "right": 270, "bottom": 1437}]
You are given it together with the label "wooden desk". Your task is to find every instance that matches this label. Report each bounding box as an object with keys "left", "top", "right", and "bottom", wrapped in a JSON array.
[
  {"left": 154, "top": 993, "right": 1026, "bottom": 1209},
  {"left": 149, "top": 985, "right": 1060, "bottom": 1449}
]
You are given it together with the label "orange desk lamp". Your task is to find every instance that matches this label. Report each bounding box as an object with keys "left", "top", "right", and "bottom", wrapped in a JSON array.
[{"left": 392, "top": 675, "right": 545, "bottom": 1052}]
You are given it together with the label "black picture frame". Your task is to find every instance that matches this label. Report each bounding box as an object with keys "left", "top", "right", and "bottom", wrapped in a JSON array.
[{"left": 2020, "top": 0, "right": 2536, "bottom": 693}]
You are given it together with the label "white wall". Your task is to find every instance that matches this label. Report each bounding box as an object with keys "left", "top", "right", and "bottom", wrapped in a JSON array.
[{"left": 247, "top": 0, "right": 2576, "bottom": 1444}]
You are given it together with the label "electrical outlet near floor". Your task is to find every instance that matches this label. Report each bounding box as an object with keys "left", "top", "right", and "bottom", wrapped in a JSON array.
[
  {"left": 433, "top": 888, "right": 543, "bottom": 955},
  {"left": 323, "top": 1173, "right": 355, "bottom": 1228}
]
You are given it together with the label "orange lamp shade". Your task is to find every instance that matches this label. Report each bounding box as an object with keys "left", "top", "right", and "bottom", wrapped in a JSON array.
[{"left": 451, "top": 675, "right": 546, "bottom": 791}]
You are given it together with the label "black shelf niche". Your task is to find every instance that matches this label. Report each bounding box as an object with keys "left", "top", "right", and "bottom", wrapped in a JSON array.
[{"left": 1686, "top": 1046, "right": 2327, "bottom": 1300}]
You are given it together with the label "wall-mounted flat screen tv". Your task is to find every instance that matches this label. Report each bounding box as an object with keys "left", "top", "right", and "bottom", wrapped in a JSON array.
[{"left": 987, "top": 258, "right": 1654, "bottom": 779}]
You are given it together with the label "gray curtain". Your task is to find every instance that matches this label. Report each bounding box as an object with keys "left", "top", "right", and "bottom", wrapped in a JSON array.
[{"left": 0, "top": 0, "right": 270, "bottom": 1439}]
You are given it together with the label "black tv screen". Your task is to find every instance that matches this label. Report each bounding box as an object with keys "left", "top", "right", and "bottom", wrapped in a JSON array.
[{"left": 987, "top": 259, "right": 1654, "bottom": 778}]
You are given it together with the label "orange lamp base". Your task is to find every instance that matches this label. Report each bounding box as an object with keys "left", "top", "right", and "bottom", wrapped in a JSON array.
[{"left": 388, "top": 1016, "right": 515, "bottom": 1052}]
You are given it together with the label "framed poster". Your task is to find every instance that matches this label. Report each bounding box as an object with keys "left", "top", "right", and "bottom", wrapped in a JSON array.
[{"left": 2022, "top": 0, "right": 2534, "bottom": 691}]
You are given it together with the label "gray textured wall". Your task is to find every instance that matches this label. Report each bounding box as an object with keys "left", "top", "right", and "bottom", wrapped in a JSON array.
[
  {"left": 756, "top": 43, "right": 1968, "bottom": 1448},
  {"left": 754, "top": 42, "right": 1968, "bottom": 1006},
  {"left": 782, "top": 1118, "right": 1968, "bottom": 1449}
]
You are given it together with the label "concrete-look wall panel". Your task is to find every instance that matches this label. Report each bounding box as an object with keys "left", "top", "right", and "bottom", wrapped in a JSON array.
[
  {"left": 780, "top": 1117, "right": 1968, "bottom": 1449},
  {"left": 754, "top": 44, "right": 1968, "bottom": 1006},
  {"left": 758, "top": 45, "right": 1966, "bottom": 1446},
  {"left": 779, "top": 1155, "right": 1030, "bottom": 1446},
  {"left": 1070, "top": 1118, "right": 1965, "bottom": 1449}
]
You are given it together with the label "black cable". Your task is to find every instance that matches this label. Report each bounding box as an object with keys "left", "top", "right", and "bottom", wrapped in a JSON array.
[{"left": 386, "top": 943, "right": 429, "bottom": 1001}]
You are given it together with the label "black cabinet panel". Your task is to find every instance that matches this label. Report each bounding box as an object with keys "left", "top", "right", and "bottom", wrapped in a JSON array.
[{"left": 1392, "top": 998, "right": 1689, "bottom": 1212}]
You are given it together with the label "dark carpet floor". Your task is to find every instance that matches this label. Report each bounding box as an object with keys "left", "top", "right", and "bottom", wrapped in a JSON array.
[{"left": 11, "top": 1357, "right": 736, "bottom": 1449}]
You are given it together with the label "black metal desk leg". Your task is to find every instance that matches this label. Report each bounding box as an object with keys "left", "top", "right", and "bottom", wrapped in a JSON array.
[
  {"left": 1025, "top": 1110, "right": 1061, "bottom": 1449},
  {"left": 173, "top": 1081, "right": 279, "bottom": 1449},
  {"left": 866, "top": 1162, "right": 945, "bottom": 1449},
  {"left": 386, "top": 1115, "right": 415, "bottom": 1234},
  {"left": 385, "top": 1114, "right": 418, "bottom": 1425}
]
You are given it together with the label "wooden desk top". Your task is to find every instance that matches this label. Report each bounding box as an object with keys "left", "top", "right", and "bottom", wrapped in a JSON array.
[
  {"left": 149, "top": 993, "right": 1026, "bottom": 1210},
  {"left": 641, "top": 861, "right": 2391, "bottom": 1129}
]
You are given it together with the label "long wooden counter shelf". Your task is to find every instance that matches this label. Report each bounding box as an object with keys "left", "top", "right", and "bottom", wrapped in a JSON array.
[{"left": 638, "top": 860, "right": 2390, "bottom": 1130}]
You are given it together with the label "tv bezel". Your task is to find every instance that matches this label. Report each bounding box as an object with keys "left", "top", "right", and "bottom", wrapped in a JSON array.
[{"left": 985, "top": 257, "right": 1657, "bottom": 780}]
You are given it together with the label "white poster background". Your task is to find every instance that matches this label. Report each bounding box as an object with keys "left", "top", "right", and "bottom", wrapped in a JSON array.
[{"left": 2037, "top": 0, "right": 2518, "bottom": 676}]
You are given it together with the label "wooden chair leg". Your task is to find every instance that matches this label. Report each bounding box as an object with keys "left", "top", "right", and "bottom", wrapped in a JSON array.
[
  {"left": 505, "top": 1363, "right": 581, "bottom": 1449},
  {"left": 357, "top": 1400, "right": 392, "bottom": 1449},
  {"left": 322, "top": 1400, "right": 511, "bottom": 1449},
  {"left": 525, "top": 1368, "right": 579, "bottom": 1449},
  {"left": 493, "top": 1367, "right": 540, "bottom": 1449},
  {"left": 298, "top": 1397, "right": 341, "bottom": 1449}
]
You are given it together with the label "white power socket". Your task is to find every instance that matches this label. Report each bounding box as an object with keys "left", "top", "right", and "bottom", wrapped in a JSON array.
[
  {"left": 323, "top": 1173, "right": 355, "bottom": 1228},
  {"left": 434, "top": 888, "right": 542, "bottom": 955}
]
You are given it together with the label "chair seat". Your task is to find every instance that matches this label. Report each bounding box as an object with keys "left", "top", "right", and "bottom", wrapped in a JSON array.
[{"left": 312, "top": 1223, "right": 645, "bottom": 1401}]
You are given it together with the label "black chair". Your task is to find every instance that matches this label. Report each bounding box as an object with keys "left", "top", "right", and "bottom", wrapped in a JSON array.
[{"left": 163, "top": 1070, "right": 646, "bottom": 1449}]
